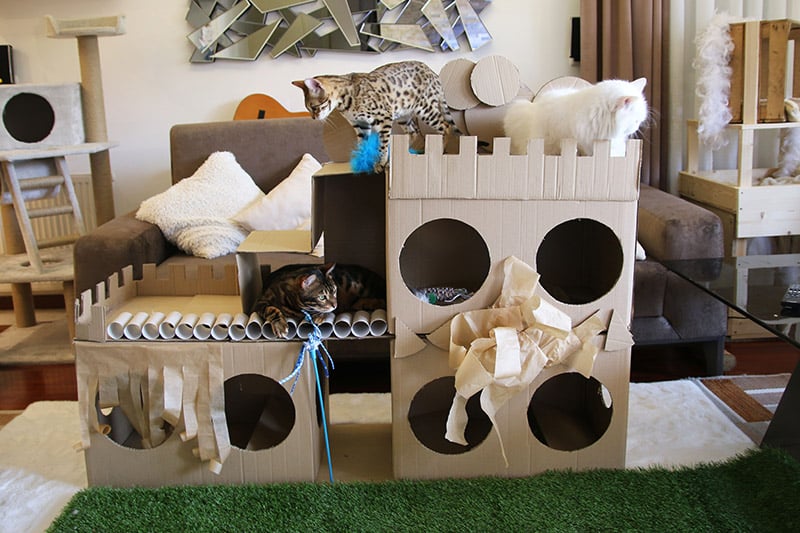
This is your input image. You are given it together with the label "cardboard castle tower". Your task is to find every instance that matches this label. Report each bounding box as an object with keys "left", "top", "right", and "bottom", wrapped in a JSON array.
[{"left": 387, "top": 134, "right": 641, "bottom": 478}]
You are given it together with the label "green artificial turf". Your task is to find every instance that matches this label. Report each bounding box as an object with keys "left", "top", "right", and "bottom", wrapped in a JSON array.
[{"left": 49, "top": 448, "right": 800, "bottom": 532}]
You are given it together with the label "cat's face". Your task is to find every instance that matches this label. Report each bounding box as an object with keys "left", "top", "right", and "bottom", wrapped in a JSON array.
[
  {"left": 298, "top": 264, "right": 337, "bottom": 314},
  {"left": 611, "top": 78, "right": 648, "bottom": 137},
  {"left": 292, "top": 78, "right": 335, "bottom": 121}
]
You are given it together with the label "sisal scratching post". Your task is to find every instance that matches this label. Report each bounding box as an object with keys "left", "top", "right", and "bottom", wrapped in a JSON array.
[{"left": 46, "top": 15, "right": 125, "bottom": 225}]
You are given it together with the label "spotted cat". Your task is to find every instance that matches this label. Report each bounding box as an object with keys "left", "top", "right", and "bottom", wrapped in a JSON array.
[
  {"left": 292, "top": 60, "right": 460, "bottom": 172},
  {"left": 252, "top": 263, "right": 386, "bottom": 339}
]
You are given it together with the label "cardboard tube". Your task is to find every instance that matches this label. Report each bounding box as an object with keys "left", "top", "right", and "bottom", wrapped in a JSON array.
[
  {"left": 318, "top": 312, "right": 335, "bottom": 338},
  {"left": 351, "top": 310, "right": 370, "bottom": 338},
  {"left": 229, "top": 313, "right": 248, "bottom": 341},
  {"left": 142, "top": 312, "right": 165, "bottom": 340},
  {"left": 211, "top": 313, "right": 233, "bottom": 340},
  {"left": 333, "top": 312, "right": 352, "bottom": 338},
  {"left": 246, "top": 312, "right": 264, "bottom": 340},
  {"left": 297, "top": 319, "right": 314, "bottom": 339},
  {"left": 369, "top": 309, "right": 388, "bottom": 336},
  {"left": 193, "top": 312, "right": 216, "bottom": 340},
  {"left": 261, "top": 320, "right": 277, "bottom": 340},
  {"left": 159, "top": 311, "right": 182, "bottom": 339},
  {"left": 107, "top": 311, "right": 132, "bottom": 340},
  {"left": 123, "top": 311, "right": 149, "bottom": 340},
  {"left": 284, "top": 317, "right": 298, "bottom": 340},
  {"left": 176, "top": 313, "right": 199, "bottom": 340}
]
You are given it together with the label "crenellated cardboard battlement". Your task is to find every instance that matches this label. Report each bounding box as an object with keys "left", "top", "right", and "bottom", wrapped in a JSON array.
[
  {"left": 75, "top": 263, "right": 240, "bottom": 342},
  {"left": 389, "top": 134, "right": 642, "bottom": 201}
]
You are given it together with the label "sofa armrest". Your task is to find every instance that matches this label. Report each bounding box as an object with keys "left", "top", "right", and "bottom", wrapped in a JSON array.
[
  {"left": 74, "top": 211, "right": 173, "bottom": 296},
  {"left": 637, "top": 184, "right": 724, "bottom": 261}
]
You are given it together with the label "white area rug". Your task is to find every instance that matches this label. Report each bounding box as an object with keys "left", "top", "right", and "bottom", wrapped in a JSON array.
[{"left": 0, "top": 381, "right": 755, "bottom": 533}]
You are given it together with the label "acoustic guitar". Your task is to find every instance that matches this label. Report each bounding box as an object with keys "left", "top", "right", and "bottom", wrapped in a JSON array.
[{"left": 233, "top": 93, "right": 310, "bottom": 120}]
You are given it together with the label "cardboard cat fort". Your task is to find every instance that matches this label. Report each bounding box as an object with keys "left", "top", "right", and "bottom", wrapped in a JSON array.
[
  {"left": 73, "top": 159, "right": 389, "bottom": 487},
  {"left": 74, "top": 264, "right": 331, "bottom": 487},
  {"left": 388, "top": 134, "right": 640, "bottom": 479}
]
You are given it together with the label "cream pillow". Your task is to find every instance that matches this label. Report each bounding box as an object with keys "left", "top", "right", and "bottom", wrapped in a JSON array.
[
  {"left": 233, "top": 153, "right": 322, "bottom": 231},
  {"left": 136, "top": 151, "right": 264, "bottom": 258}
]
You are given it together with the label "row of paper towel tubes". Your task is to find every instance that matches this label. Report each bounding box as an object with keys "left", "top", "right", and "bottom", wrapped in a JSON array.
[{"left": 107, "top": 309, "right": 389, "bottom": 341}]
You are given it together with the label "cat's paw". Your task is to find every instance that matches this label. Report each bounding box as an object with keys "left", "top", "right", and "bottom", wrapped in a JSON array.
[{"left": 270, "top": 318, "right": 290, "bottom": 339}]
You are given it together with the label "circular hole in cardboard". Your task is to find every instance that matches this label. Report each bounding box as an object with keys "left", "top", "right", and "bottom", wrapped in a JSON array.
[
  {"left": 408, "top": 376, "right": 492, "bottom": 454},
  {"left": 399, "top": 218, "right": 490, "bottom": 306},
  {"left": 536, "top": 218, "right": 623, "bottom": 305},
  {"left": 224, "top": 374, "right": 295, "bottom": 451},
  {"left": 527, "top": 373, "right": 613, "bottom": 452},
  {"left": 3, "top": 92, "right": 55, "bottom": 144},
  {"left": 95, "top": 394, "right": 174, "bottom": 450}
]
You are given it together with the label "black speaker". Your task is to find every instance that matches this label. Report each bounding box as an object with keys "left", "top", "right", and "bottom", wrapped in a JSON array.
[{"left": 0, "top": 45, "right": 14, "bottom": 84}]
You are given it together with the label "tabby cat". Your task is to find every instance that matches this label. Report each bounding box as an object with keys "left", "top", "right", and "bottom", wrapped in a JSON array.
[
  {"left": 292, "top": 60, "right": 460, "bottom": 172},
  {"left": 252, "top": 263, "right": 386, "bottom": 339}
]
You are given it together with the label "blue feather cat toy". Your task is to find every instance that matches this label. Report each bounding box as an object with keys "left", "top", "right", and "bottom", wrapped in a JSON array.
[{"left": 350, "top": 131, "right": 382, "bottom": 174}]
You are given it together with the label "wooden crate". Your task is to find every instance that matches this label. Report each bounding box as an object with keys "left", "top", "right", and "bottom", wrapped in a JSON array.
[{"left": 729, "top": 19, "right": 800, "bottom": 123}]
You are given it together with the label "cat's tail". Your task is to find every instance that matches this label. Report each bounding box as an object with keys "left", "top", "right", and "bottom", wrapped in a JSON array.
[{"left": 441, "top": 101, "right": 463, "bottom": 137}]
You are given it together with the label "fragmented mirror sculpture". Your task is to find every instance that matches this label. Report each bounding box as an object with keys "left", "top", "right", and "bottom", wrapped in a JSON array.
[{"left": 185, "top": 0, "right": 492, "bottom": 62}]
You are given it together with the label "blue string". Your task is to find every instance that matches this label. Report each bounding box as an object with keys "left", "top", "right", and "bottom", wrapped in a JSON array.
[{"left": 279, "top": 312, "right": 335, "bottom": 483}]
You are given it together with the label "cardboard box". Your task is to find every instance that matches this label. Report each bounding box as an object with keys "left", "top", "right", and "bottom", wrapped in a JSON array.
[
  {"left": 391, "top": 338, "right": 630, "bottom": 479},
  {"left": 76, "top": 339, "right": 323, "bottom": 487},
  {"left": 387, "top": 134, "right": 640, "bottom": 478},
  {"left": 236, "top": 229, "right": 324, "bottom": 315}
]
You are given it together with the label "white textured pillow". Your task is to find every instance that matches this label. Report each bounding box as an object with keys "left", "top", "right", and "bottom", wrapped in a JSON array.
[
  {"left": 233, "top": 153, "right": 322, "bottom": 231},
  {"left": 136, "top": 151, "right": 264, "bottom": 258}
]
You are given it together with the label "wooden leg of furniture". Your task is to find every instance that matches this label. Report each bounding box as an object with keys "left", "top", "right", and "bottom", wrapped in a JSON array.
[{"left": 63, "top": 280, "right": 75, "bottom": 340}]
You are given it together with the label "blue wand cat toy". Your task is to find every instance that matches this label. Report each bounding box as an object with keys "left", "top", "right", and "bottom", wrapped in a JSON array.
[{"left": 350, "top": 130, "right": 382, "bottom": 174}]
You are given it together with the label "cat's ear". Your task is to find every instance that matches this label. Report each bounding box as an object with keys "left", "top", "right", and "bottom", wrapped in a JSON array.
[
  {"left": 631, "top": 77, "right": 647, "bottom": 92},
  {"left": 299, "top": 272, "right": 318, "bottom": 289},
  {"left": 292, "top": 78, "right": 324, "bottom": 97},
  {"left": 323, "top": 262, "right": 336, "bottom": 276}
]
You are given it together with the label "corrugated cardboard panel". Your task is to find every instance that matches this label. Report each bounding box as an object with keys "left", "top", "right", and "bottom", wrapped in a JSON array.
[{"left": 78, "top": 341, "right": 321, "bottom": 487}]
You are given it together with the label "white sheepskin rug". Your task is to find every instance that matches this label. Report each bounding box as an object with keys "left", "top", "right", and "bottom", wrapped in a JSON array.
[{"left": 0, "top": 383, "right": 756, "bottom": 531}]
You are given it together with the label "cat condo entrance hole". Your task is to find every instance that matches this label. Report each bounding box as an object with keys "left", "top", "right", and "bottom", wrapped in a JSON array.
[
  {"left": 399, "top": 218, "right": 490, "bottom": 306},
  {"left": 2, "top": 92, "right": 55, "bottom": 144},
  {"left": 224, "top": 374, "right": 296, "bottom": 451},
  {"left": 536, "top": 218, "right": 623, "bottom": 305},
  {"left": 408, "top": 376, "right": 492, "bottom": 454},
  {"left": 95, "top": 397, "right": 175, "bottom": 450},
  {"left": 527, "top": 373, "right": 613, "bottom": 452}
]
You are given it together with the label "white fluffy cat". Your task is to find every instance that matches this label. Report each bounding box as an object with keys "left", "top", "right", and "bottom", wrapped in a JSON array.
[{"left": 503, "top": 78, "right": 648, "bottom": 156}]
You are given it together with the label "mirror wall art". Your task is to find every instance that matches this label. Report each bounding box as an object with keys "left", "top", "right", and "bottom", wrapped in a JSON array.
[{"left": 186, "top": 0, "right": 492, "bottom": 62}]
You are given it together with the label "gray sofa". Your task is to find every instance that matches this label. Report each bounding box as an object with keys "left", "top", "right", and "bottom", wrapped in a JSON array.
[
  {"left": 74, "top": 118, "right": 329, "bottom": 296},
  {"left": 632, "top": 184, "right": 727, "bottom": 375},
  {"left": 73, "top": 118, "right": 727, "bottom": 374}
]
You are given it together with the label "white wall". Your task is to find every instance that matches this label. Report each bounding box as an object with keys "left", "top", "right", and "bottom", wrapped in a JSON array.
[{"left": 0, "top": 1, "right": 579, "bottom": 215}]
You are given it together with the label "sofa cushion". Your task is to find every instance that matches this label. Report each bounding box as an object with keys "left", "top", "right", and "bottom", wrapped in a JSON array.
[
  {"left": 232, "top": 153, "right": 322, "bottom": 231},
  {"left": 135, "top": 151, "right": 263, "bottom": 258}
]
